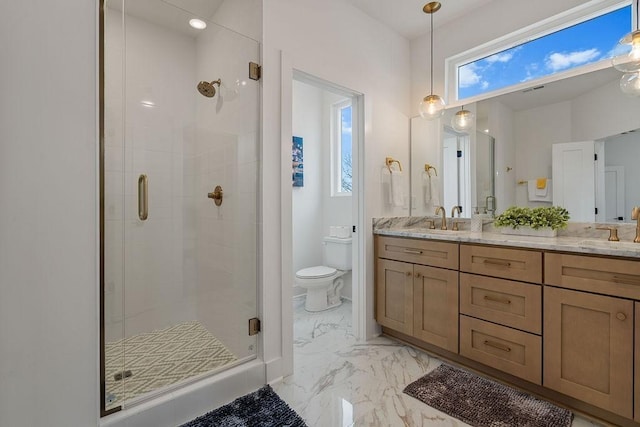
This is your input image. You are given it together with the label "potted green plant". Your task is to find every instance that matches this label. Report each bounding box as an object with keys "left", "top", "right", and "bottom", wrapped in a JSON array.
[{"left": 493, "top": 206, "right": 570, "bottom": 237}]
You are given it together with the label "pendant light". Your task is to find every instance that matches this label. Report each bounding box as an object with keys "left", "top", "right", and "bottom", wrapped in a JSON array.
[
  {"left": 451, "top": 105, "right": 474, "bottom": 132},
  {"left": 613, "top": 0, "right": 640, "bottom": 96},
  {"left": 419, "top": 2, "right": 446, "bottom": 120}
]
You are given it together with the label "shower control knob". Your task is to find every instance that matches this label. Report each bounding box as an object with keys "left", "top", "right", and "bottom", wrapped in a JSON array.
[{"left": 207, "top": 185, "right": 223, "bottom": 206}]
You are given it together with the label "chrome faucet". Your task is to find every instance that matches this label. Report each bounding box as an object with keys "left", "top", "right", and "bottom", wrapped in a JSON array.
[
  {"left": 451, "top": 205, "right": 462, "bottom": 231},
  {"left": 435, "top": 206, "right": 447, "bottom": 230},
  {"left": 632, "top": 206, "right": 640, "bottom": 243}
]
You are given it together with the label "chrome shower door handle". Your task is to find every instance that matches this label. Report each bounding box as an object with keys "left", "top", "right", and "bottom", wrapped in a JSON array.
[{"left": 138, "top": 174, "right": 148, "bottom": 220}]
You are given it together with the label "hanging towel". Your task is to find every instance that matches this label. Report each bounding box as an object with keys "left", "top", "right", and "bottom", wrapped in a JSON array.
[
  {"left": 389, "top": 170, "right": 404, "bottom": 207},
  {"left": 535, "top": 177, "right": 548, "bottom": 197},
  {"left": 429, "top": 173, "right": 440, "bottom": 207},
  {"left": 527, "top": 179, "right": 553, "bottom": 202},
  {"left": 422, "top": 171, "right": 431, "bottom": 204}
]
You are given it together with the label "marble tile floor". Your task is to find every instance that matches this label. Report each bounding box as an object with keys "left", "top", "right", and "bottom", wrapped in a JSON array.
[{"left": 273, "top": 298, "right": 603, "bottom": 427}]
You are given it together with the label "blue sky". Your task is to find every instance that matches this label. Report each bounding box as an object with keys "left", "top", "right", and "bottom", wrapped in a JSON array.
[{"left": 458, "top": 6, "right": 632, "bottom": 100}]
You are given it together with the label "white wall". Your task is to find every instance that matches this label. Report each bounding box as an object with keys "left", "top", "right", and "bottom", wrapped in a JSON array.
[
  {"left": 513, "top": 101, "right": 571, "bottom": 207},
  {"left": 263, "top": 0, "right": 411, "bottom": 380},
  {"left": 0, "top": 1, "right": 98, "bottom": 426},
  {"left": 292, "top": 81, "right": 324, "bottom": 295}
]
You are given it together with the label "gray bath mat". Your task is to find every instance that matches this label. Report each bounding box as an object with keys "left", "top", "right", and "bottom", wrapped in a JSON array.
[
  {"left": 179, "top": 384, "right": 307, "bottom": 427},
  {"left": 404, "top": 364, "right": 572, "bottom": 427}
]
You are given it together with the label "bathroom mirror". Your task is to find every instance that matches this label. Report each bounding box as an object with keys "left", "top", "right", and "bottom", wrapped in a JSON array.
[
  {"left": 410, "top": 66, "right": 640, "bottom": 222},
  {"left": 410, "top": 107, "right": 494, "bottom": 219}
]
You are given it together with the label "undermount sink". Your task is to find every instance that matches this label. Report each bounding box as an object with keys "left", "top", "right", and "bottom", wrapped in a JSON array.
[{"left": 578, "top": 239, "right": 640, "bottom": 250}]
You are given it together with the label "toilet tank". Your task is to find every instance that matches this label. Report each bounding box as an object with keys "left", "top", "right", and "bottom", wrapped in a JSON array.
[{"left": 322, "top": 237, "right": 352, "bottom": 270}]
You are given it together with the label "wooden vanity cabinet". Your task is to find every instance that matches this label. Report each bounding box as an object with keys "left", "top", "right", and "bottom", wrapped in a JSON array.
[
  {"left": 375, "top": 236, "right": 459, "bottom": 352},
  {"left": 375, "top": 235, "right": 640, "bottom": 425},
  {"left": 545, "top": 252, "right": 638, "bottom": 419}
]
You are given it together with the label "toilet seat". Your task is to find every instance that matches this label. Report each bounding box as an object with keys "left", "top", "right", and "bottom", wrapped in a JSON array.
[{"left": 296, "top": 266, "right": 337, "bottom": 279}]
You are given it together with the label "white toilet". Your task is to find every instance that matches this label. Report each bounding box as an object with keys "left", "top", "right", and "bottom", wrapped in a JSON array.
[{"left": 295, "top": 236, "right": 352, "bottom": 312}]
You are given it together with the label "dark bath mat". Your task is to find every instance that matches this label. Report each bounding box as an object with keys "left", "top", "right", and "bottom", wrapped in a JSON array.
[
  {"left": 179, "top": 384, "right": 307, "bottom": 427},
  {"left": 404, "top": 364, "right": 572, "bottom": 427}
]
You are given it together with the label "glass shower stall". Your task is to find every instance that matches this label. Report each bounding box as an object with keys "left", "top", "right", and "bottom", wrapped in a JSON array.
[{"left": 100, "top": 0, "right": 260, "bottom": 415}]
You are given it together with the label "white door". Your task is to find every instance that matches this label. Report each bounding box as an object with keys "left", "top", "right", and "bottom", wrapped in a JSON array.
[
  {"left": 552, "top": 141, "right": 595, "bottom": 222},
  {"left": 605, "top": 166, "right": 626, "bottom": 221}
]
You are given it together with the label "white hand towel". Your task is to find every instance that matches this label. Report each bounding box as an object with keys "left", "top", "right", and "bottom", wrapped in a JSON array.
[
  {"left": 390, "top": 170, "right": 404, "bottom": 207},
  {"left": 422, "top": 171, "right": 431, "bottom": 205},
  {"left": 527, "top": 179, "right": 553, "bottom": 202},
  {"left": 430, "top": 174, "right": 441, "bottom": 207}
]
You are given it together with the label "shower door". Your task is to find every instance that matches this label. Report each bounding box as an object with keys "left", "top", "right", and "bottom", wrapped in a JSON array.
[{"left": 101, "top": 0, "right": 260, "bottom": 414}]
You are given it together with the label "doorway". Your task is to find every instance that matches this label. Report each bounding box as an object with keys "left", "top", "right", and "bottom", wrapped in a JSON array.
[{"left": 287, "top": 70, "right": 364, "bottom": 364}]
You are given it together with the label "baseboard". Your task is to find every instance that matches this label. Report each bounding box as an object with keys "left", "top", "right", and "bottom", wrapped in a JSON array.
[{"left": 265, "top": 356, "right": 283, "bottom": 384}]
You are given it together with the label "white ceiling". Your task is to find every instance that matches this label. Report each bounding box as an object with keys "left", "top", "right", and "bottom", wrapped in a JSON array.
[{"left": 343, "top": 0, "right": 495, "bottom": 40}]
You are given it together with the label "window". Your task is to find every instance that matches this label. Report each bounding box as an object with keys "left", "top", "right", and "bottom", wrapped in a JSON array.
[
  {"left": 332, "top": 100, "right": 352, "bottom": 195},
  {"left": 447, "top": 2, "right": 632, "bottom": 102}
]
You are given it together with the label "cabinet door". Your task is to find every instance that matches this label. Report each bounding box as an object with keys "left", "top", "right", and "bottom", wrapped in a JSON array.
[
  {"left": 376, "top": 259, "right": 413, "bottom": 335},
  {"left": 413, "top": 264, "right": 458, "bottom": 353},
  {"left": 544, "top": 286, "right": 633, "bottom": 418}
]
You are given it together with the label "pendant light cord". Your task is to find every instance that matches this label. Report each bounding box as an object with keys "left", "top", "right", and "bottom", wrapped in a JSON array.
[{"left": 430, "top": 10, "right": 434, "bottom": 94}]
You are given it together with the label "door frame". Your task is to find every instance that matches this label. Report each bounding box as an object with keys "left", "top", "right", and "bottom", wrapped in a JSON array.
[{"left": 280, "top": 59, "right": 365, "bottom": 376}]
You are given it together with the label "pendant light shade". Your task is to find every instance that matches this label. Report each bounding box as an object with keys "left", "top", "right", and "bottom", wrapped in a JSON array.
[
  {"left": 419, "top": 94, "right": 446, "bottom": 119},
  {"left": 620, "top": 71, "right": 640, "bottom": 96},
  {"left": 419, "top": 2, "right": 445, "bottom": 120},
  {"left": 613, "top": 0, "right": 640, "bottom": 96},
  {"left": 451, "top": 106, "right": 474, "bottom": 132},
  {"left": 612, "top": 30, "right": 640, "bottom": 73}
]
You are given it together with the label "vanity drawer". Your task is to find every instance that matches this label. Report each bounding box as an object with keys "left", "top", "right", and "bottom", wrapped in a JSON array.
[
  {"left": 460, "top": 273, "right": 541, "bottom": 334},
  {"left": 460, "top": 315, "right": 541, "bottom": 385},
  {"left": 460, "top": 244, "right": 542, "bottom": 283},
  {"left": 376, "top": 236, "right": 458, "bottom": 269},
  {"left": 545, "top": 253, "right": 640, "bottom": 300}
]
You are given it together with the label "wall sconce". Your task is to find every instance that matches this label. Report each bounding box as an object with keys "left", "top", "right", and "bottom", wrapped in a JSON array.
[{"left": 418, "top": 2, "right": 446, "bottom": 120}]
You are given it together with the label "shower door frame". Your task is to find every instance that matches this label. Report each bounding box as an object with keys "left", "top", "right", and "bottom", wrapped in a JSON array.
[{"left": 98, "top": 0, "right": 264, "bottom": 417}]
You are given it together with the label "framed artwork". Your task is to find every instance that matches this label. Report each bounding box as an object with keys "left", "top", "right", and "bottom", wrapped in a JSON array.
[{"left": 292, "top": 136, "right": 304, "bottom": 187}]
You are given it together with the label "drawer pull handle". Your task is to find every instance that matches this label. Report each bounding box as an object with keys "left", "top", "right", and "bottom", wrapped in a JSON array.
[
  {"left": 483, "top": 295, "right": 512, "bottom": 305},
  {"left": 406, "top": 271, "right": 412, "bottom": 277},
  {"left": 483, "top": 259, "right": 511, "bottom": 267},
  {"left": 404, "top": 249, "right": 423, "bottom": 255},
  {"left": 415, "top": 272, "right": 422, "bottom": 278},
  {"left": 617, "top": 312, "right": 627, "bottom": 321},
  {"left": 612, "top": 276, "right": 640, "bottom": 286},
  {"left": 484, "top": 340, "right": 511, "bottom": 352}
]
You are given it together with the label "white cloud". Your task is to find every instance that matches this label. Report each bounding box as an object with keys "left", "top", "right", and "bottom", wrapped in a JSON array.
[
  {"left": 481, "top": 81, "right": 489, "bottom": 89},
  {"left": 485, "top": 46, "right": 521, "bottom": 64},
  {"left": 545, "top": 48, "right": 600, "bottom": 71},
  {"left": 459, "top": 63, "right": 482, "bottom": 88}
]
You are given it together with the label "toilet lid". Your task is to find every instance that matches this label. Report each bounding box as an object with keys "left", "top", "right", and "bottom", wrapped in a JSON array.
[{"left": 296, "top": 266, "right": 337, "bottom": 279}]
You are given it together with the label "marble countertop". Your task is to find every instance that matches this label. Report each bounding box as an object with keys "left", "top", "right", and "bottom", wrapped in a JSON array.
[{"left": 374, "top": 227, "right": 640, "bottom": 259}]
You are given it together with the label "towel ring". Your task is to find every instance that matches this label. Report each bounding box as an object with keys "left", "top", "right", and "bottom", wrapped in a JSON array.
[
  {"left": 425, "top": 164, "right": 438, "bottom": 177},
  {"left": 385, "top": 157, "right": 403, "bottom": 173}
]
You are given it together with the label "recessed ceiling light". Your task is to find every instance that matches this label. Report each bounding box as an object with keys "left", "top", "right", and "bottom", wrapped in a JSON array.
[
  {"left": 189, "top": 19, "right": 206, "bottom": 30},
  {"left": 484, "top": 129, "right": 490, "bottom": 133}
]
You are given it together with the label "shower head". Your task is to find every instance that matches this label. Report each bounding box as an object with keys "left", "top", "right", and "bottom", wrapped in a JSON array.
[{"left": 197, "top": 79, "right": 221, "bottom": 98}]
